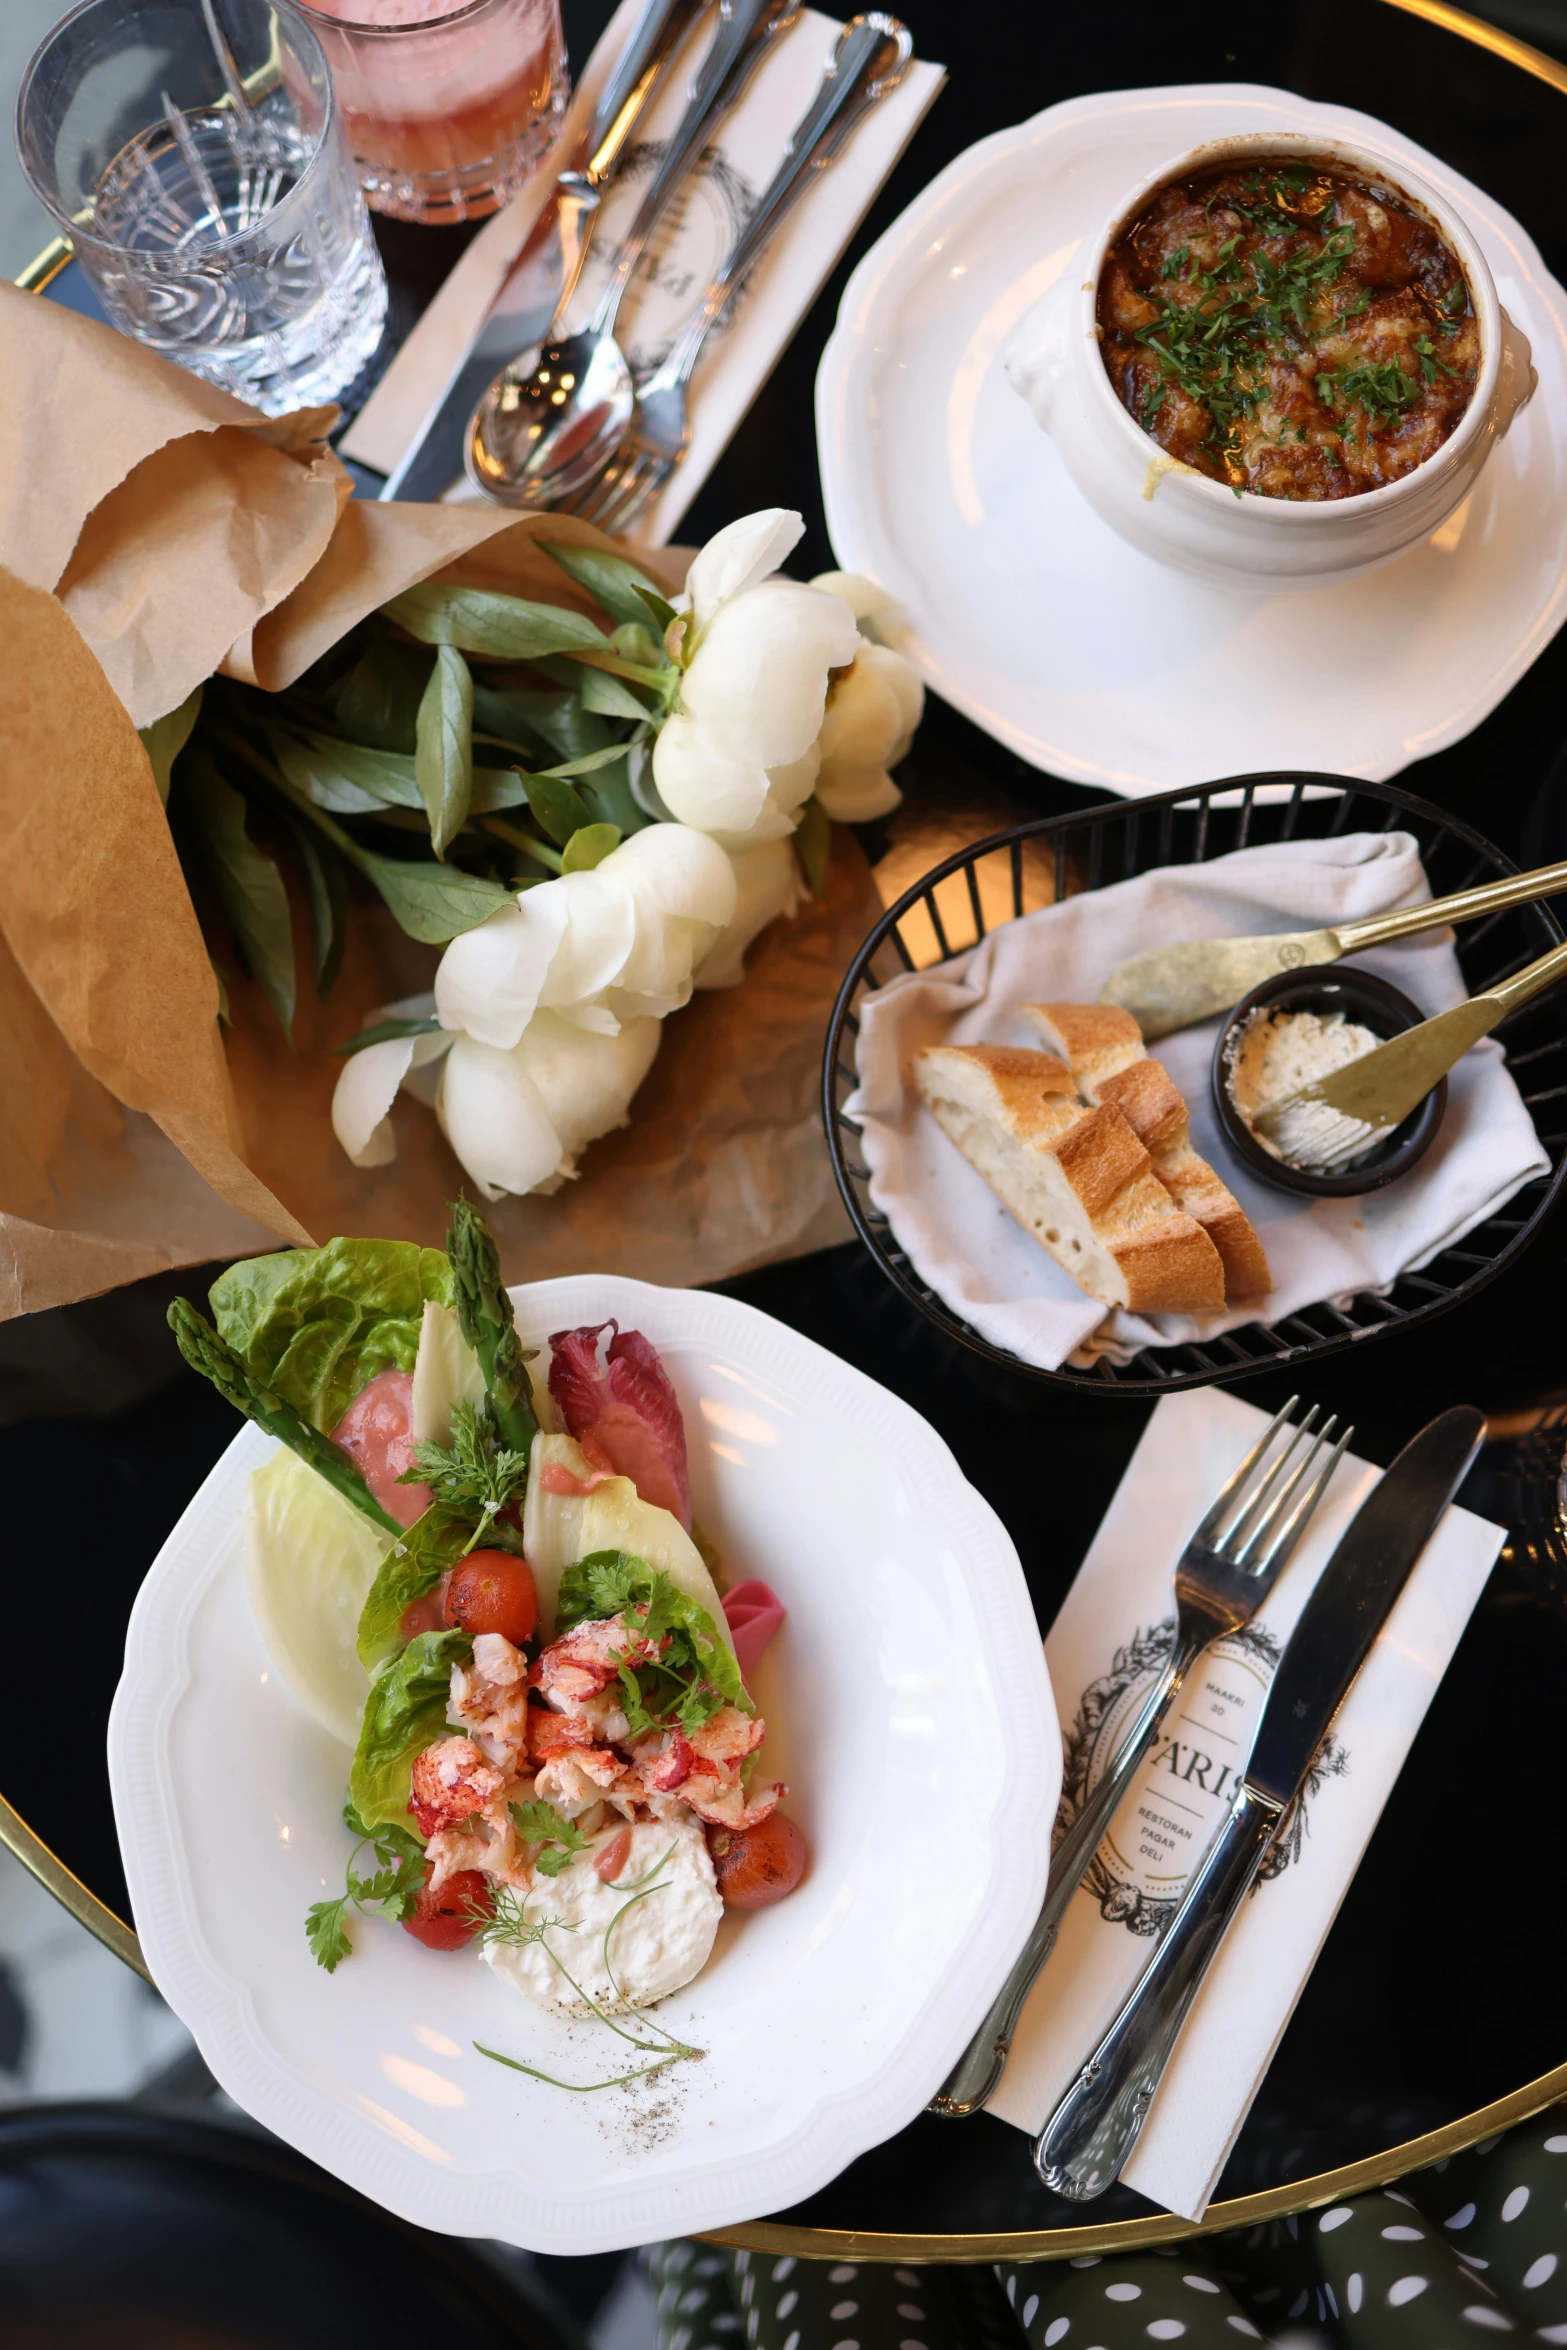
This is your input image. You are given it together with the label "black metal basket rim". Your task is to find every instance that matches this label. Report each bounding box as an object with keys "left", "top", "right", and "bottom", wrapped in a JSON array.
[{"left": 821, "top": 768, "right": 1567, "bottom": 1396}]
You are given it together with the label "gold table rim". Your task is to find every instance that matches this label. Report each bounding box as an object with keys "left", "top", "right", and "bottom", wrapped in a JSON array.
[{"left": 8, "top": 0, "right": 1565, "bottom": 2266}]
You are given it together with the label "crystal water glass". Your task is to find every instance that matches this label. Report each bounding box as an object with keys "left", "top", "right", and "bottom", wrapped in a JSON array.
[
  {"left": 16, "top": 0, "right": 390, "bottom": 415},
  {"left": 292, "top": 0, "right": 567, "bottom": 226}
]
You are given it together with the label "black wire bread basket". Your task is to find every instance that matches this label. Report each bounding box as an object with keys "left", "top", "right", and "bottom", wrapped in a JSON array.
[{"left": 821, "top": 771, "right": 1567, "bottom": 1394}]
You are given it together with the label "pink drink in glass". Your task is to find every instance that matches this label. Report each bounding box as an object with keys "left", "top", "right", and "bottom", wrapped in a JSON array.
[{"left": 298, "top": 0, "right": 567, "bottom": 224}]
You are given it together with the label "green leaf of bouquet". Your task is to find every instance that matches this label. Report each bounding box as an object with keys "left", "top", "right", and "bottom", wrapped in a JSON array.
[
  {"left": 523, "top": 770, "right": 592, "bottom": 847},
  {"left": 472, "top": 684, "right": 611, "bottom": 764},
  {"left": 543, "top": 541, "right": 675, "bottom": 634},
  {"left": 578, "top": 668, "right": 653, "bottom": 723},
  {"left": 333, "top": 637, "right": 434, "bottom": 754},
  {"left": 265, "top": 761, "right": 515, "bottom": 943},
  {"left": 794, "top": 794, "right": 831, "bottom": 896},
  {"left": 578, "top": 752, "right": 652, "bottom": 837},
  {"left": 634, "top": 582, "right": 678, "bottom": 633},
  {"left": 333, "top": 1015, "right": 444, "bottom": 1057},
  {"left": 272, "top": 726, "right": 424, "bottom": 815},
  {"left": 415, "top": 644, "right": 474, "bottom": 859},
  {"left": 279, "top": 810, "right": 349, "bottom": 998},
  {"left": 139, "top": 684, "right": 203, "bottom": 806},
  {"left": 561, "top": 822, "right": 620, "bottom": 873},
  {"left": 184, "top": 753, "right": 298, "bottom": 1042},
  {"left": 385, "top": 583, "right": 612, "bottom": 662},
  {"left": 356, "top": 849, "right": 514, "bottom": 945}
]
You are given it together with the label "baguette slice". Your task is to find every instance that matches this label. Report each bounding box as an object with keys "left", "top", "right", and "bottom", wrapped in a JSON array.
[
  {"left": 1019, "top": 1004, "right": 1272, "bottom": 1299},
  {"left": 912, "top": 1044, "right": 1226, "bottom": 1313}
]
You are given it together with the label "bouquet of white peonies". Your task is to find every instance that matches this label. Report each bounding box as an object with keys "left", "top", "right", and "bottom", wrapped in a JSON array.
[{"left": 326, "top": 509, "right": 923, "bottom": 1200}]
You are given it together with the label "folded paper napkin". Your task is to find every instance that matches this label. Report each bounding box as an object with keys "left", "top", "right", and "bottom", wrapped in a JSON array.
[
  {"left": 986, "top": 1386, "right": 1503, "bottom": 2220},
  {"left": 849, "top": 832, "right": 1550, "bottom": 1367},
  {"left": 342, "top": 0, "right": 944, "bottom": 533}
]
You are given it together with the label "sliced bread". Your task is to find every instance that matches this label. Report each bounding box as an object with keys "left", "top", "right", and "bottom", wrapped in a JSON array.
[
  {"left": 1018, "top": 1004, "right": 1272, "bottom": 1298},
  {"left": 912, "top": 1044, "right": 1226, "bottom": 1313}
]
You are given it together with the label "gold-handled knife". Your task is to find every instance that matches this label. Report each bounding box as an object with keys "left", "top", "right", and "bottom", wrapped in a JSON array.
[
  {"left": 1253, "top": 936, "right": 1567, "bottom": 1167},
  {"left": 1098, "top": 858, "right": 1567, "bottom": 1040}
]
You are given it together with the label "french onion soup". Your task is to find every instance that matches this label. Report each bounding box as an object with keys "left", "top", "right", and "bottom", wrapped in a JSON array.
[{"left": 1097, "top": 155, "right": 1479, "bottom": 499}]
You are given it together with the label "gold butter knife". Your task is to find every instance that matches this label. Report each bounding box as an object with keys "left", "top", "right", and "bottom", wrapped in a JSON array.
[
  {"left": 1251, "top": 936, "right": 1567, "bottom": 1167},
  {"left": 1098, "top": 858, "right": 1567, "bottom": 1040}
]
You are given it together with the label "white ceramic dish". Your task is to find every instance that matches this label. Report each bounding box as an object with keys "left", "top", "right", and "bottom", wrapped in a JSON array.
[
  {"left": 816, "top": 83, "right": 1567, "bottom": 794},
  {"left": 108, "top": 1275, "right": 1058, "bottom": 2254},
  {"left": 1005, "top": 129, "right": 1536, "bottom": 591}
]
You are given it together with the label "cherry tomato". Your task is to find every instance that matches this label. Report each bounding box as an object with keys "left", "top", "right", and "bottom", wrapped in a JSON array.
[
  {"left": 708, "top": 1813, "right": 808, "bottom": 1909},
  {"left": 443, "top": 1550, "right": 538, "bottom": 1644},
  {"left": 401, "top": 1865, "right": 492, "bottom": 1952}
]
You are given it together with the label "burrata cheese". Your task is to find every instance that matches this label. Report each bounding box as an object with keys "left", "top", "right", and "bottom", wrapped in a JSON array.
[{"left": 484, "top": 1815, "right": 722, "bottom": 2014}]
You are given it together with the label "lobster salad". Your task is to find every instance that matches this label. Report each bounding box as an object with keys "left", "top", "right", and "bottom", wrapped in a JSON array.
[{"left": 170, "top": 1202, "right": 806, "bottom": 2033}]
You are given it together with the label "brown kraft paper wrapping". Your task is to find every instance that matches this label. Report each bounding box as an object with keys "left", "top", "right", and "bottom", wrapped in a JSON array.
[{"left": 0, "top": 292, "right": 874, "bottom": 1316}]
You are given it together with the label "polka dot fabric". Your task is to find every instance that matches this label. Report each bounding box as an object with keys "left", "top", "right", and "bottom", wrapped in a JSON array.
[
  {"left": 998, "top": 2248, "right": 1257, "bottom": 2346},
  {"left": 646, "top": 2103, "right": 1567, "bottom": 2350},
  {"left": 1405, "top": 2108, "right": 1567, "bottom": 2334},
  {"left": 1304, "top": 2188, "right": 1511, "bottom": 2342}
]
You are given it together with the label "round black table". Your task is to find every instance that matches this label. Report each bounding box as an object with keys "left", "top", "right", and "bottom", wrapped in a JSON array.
[{"left": 9, "top": 0, "right": 1567, "bottom": 2265}]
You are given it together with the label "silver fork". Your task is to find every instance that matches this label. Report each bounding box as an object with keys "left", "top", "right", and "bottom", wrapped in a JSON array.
[
  {"left": 929, "top": 1399, "right": 1352, "bottom": 2119},
  {"left": 563, "top": 12, "right": 913, "bottom": 536}
]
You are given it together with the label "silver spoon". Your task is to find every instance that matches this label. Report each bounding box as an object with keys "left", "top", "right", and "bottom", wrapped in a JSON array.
[{"left": 466, "top": 0, "right": 802, "bottom": 508}]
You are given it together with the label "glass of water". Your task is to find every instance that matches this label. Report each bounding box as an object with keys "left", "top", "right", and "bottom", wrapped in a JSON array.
[{"left": 16, "top": 0, "right": 390, "bottom": 416}]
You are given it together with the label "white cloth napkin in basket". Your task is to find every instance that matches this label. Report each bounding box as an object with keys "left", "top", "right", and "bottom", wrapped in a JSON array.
[
  {"left": 848, "top": 831, "right": 1549, "bottom": 1369},
  {"left": 987, "top": 1387, "right": 1503, "bottom": 2220}
]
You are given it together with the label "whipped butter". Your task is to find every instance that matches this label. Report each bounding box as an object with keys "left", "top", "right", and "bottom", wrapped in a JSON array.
[{"left": 1227, "top": 1007, "right": 1382, "bottom": 1172}]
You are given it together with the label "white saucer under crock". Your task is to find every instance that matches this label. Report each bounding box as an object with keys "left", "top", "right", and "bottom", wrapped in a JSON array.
[{"left": 816, "top": 83, "right": 1567, "bottom": 796}]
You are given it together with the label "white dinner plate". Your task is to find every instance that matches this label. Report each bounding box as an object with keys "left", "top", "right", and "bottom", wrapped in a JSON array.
[
  {"left": 816, "top": 83, "right": 1567, "bottom": 796},
  {"left": 108, "top": 1276, "right": 1058, "bottom": 2254}
]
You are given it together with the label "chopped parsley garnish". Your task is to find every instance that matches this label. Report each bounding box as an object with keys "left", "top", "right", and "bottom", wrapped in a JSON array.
[
  {"left": 305, "top": 1798, "right": 426, "bottom": 1972},
  {"left": 510, "top": 1798, "right": 592, "bottom": 1876}
]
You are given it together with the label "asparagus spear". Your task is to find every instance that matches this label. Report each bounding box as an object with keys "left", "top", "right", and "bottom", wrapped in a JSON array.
[
  {"left": 447, "top": 1199, "right": 538, "bottom": 1460},
  {"left": 168, "top": 1299, "right": 405, "bottom": 1538}
]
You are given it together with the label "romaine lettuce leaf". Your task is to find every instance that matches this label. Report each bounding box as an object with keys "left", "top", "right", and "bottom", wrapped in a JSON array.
[
  {"left": 349, "top": 1627, "right": 472, "bottom": 1833},
  {"left": 211, "top": 1238, "right": 454, "bottom": 1432},
  {"left": 355, "top": 1502, "right": 474, "bottom": 1671}
]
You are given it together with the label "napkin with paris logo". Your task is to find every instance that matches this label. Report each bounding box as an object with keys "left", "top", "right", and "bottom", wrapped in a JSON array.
[{"left": 987, "top": 1386, "right": 1503, "bottom": 2222}]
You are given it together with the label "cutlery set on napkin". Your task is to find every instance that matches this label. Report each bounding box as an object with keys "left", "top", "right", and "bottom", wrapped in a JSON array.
[
  {"left": 939, "top": 1387, "right": 1504, "bottom": 2220},
  {"left": 344, "top": 0, "right": 944, "bottom": 527}
]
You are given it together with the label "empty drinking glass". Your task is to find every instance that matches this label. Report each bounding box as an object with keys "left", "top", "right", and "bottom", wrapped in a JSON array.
[
  {"left": 293, "top": 0, "right": 567, "bottom": 226},
  {"left": 16, "top": 0, "right": 390, "bottom": 415}
]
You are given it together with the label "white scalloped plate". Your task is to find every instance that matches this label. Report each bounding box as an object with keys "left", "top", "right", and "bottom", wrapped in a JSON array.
[
  {"left": 816, "top": 83, "right": 1567, "bottom": 795},
  {"left": 108, "top": 1276, "right": 1057, "bottom": 2254}
]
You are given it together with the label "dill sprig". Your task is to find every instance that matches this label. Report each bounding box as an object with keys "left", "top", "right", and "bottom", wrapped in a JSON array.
[{"left": 472, "top": 1863, "right": 704, "bottom": 2093}]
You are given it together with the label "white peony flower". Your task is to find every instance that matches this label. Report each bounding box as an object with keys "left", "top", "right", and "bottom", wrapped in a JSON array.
[
  {"left": 433, "top": 821, "right": 734, "bottom": 1045},
  {"left": 437, "top": 1013, "right": 661, "bottom": 1200},
  {"left": 693, "top": 841, "right": 802, "bottom": 991},
  {"left": 652, "top": 510, "right": 858, "bottom": 846},
  {"left": 813, "top": 641, "right": 925, "bottom": 823},
  {"left": 331, "top": 993, "right": 453, "bottom": 1169}
]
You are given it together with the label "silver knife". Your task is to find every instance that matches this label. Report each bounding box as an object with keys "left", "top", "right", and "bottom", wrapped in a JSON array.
[
  {"left": 381, "top": 0, "right": 712, "bottom": 503},
  {"left": 1033, "top": 1404, "right": 1486, "bottom": 2202}
]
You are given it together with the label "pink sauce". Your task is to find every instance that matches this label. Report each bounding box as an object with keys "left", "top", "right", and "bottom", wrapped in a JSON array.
[{"left": 330, "top": 1369, "right": 431, "bottom": 1527}]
